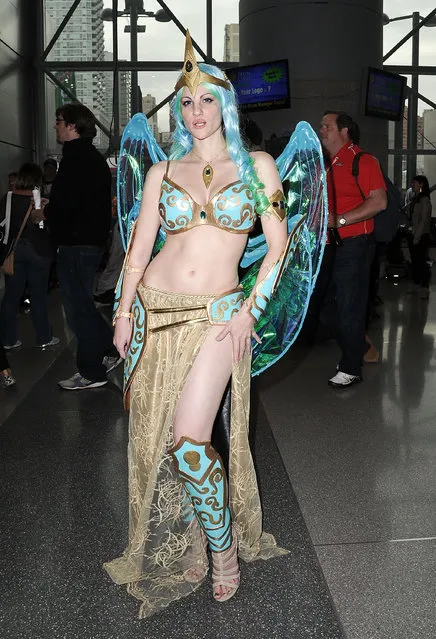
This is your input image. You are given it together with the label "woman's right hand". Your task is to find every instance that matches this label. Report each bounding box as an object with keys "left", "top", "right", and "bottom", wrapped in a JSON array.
[{"left": 113, "top": 317, "right": 133, "bottom": 358}]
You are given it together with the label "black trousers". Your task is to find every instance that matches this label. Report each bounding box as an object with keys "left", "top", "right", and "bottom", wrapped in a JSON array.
[
  {"left": 320, "top": 234, "right": 375, "bottom": 377},
  {"left": 408, "top": 234, "right": 431, "bottom": 288}
]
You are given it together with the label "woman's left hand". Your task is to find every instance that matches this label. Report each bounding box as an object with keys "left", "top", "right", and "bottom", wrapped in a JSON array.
[{"left": 215, "top": 305, "right": 261, "bottom": 364}]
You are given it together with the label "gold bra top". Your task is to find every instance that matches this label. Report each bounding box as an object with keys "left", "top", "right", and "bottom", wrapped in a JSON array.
[{"left": 158, "top": 161, "right": 257, "bottom": 234}]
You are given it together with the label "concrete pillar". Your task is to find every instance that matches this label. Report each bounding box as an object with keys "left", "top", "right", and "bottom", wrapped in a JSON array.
[
  {"left": 423, "top": 110, "right": 436, "bottom": 215},
  {"left": 239, "top": 0, "right": 388, "bottom": 165}
]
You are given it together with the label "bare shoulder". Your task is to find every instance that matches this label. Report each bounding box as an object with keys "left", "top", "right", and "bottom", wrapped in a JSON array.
[
  {"left": 145, "top": 160, "right": 167, "bottom": 183},
  {"left": 250, "top": 151, "right": 281, "bottom": 189},
  {"left": 249, "top": 150, "right": 276, "bottom": 170}
]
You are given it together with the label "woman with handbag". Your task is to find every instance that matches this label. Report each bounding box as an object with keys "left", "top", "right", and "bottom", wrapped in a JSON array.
[{"left": 0, "top": 163, "right": 59, "bottom": 349}]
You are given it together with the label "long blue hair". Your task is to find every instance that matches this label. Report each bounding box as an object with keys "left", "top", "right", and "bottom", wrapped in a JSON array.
[{"left": 169, "top": 63, "right": 269, "bottom": 214}]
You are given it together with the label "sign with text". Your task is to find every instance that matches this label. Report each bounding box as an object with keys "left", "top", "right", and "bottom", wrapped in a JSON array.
[{"left": 227, "top": 60, "right": 290, "bottom": 113}]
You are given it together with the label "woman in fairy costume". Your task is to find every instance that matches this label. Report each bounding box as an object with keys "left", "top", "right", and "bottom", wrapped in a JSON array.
[{"left": 104, "top": 32, "right": 290, "bottom": 617}]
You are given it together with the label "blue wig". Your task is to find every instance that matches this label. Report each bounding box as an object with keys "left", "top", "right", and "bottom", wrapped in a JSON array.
[{"left": 169, "top": 63, "right": 269, "bottom": 214}]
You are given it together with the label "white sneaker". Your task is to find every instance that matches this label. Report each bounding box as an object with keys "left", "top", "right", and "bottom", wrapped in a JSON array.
[
  {"left": 36, "top": 336, "right": 60, "bottom": 349},
  {"left": 0, "top": 372, "right": 16, "bottom": 388},
  {"left": 58, "top": 373, "right": 107, "bottom": 390},
  {"left": 103, "top": 355, "right": 122, "bottom": 373},
  {"left": 3, "top": 340, "right": 22, "bottom": 350},
  {"left": 328, "top": 371, "right": 361, "bottom": 388}
]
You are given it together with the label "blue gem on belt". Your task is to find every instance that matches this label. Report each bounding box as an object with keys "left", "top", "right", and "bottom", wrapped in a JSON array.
[{"left": 200, "top": 210, "right": 206, "bottom": 219}]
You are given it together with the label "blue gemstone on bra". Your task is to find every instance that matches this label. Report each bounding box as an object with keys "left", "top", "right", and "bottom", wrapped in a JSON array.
[{"left": 200, "top": 211, "right": 206, "bottom": 220}]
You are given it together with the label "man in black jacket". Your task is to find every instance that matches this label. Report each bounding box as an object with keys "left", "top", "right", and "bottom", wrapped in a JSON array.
[{"left": 42, "top": 103, "right": 121, "bottom": 389}]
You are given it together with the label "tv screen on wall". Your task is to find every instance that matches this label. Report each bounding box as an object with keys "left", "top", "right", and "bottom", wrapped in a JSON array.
[
  {"left": 226, "top": 59, "right": 290, "bottom": 113},
  {"left": 364, "top": 67, "right": 406, "bottom": 121}
]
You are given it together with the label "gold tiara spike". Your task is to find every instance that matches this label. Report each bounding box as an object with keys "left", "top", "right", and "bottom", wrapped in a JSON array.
[{"left": 174, "top": 30, "right": 231, "bottom": 95}]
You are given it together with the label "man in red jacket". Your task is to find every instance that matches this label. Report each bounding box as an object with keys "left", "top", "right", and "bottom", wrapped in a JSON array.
[{"left": 319, "top": 111, "right": 387, "bottom": 388}]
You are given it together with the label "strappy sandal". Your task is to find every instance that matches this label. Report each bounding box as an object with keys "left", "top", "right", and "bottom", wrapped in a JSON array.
[
  {"left": 185, "top": 529, "right": 208, "bottom": 583},
  {"left": 211, "top": 529, "right": 240, "bottom": 602}
]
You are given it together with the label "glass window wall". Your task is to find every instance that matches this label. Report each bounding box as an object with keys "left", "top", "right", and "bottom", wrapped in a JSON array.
[
  {"left": 37, "top": 0, "right": 435, "bottom": 191},
  {"left": 383, "top": 1, "right": 436, "bottom": 190}
]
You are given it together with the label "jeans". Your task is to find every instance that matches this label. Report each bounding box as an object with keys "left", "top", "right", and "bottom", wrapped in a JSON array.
[
  {"left": 57, "top": 245, "right": 116, "bottom": 382},
  {"left": 0, "top": 239, "right": 53, "bottom": 346},
  {"left": 321, "top": 233, "right": 375, "bottom": 377},
  {"left": 0, "top": 339, "right": 9, "bottom": 370}
]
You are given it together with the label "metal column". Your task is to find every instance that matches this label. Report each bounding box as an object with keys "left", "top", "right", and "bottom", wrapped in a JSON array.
[
  {"left": 394, "top": 118, "right": 403, "bottom": 189},
  {"left": 112, "top": 0, "right": 120, "bottom": 146},
  {"left": 206, "top": 0, "right": 213, "bottom": 60},
  {"left": 130, "top": 1, "right": 139, "bottom": 115},
  {"left": 35, "top": 0, "right": 47, "bottom": 163},
  {"left": 407, "top": 12, "right": 419, "bottom": 181}
]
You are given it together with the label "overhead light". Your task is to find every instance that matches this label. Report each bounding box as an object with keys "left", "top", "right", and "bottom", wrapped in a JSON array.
[
  {"left": 101, "top": 8, "right": 121, "bottom": 21},
  {"left": 154, "top": 8, "right": 171, "bottom": 22}
]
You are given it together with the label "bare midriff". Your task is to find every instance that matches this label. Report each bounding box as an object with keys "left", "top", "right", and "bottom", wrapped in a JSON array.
[{"left": 142, "top": 226, "right": 247, "bottom": 295}]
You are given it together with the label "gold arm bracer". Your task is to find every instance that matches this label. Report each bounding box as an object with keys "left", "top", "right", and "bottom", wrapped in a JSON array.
[{"left": 265, "top": 189, "right": 286, "bottom": 222}]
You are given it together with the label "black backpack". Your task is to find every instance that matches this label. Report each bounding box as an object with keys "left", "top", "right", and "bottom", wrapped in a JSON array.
[{"left": 351, "top": 151, "right": 402, "bottom": 244}]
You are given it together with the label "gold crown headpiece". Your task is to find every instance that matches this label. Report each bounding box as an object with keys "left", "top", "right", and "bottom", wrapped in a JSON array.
[{"left": 174, "top": 30, "right": 231, "bottom": 95}]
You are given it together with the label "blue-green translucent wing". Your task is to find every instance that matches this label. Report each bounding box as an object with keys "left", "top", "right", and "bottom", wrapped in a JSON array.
[
  {"left": 241, "top": 121, "right": 328, "bottom": 376},
  {"left": 117, "top": 113, "right": 167, "bottom": 250},
  {"left": 114, "top": 114, "right": 167, "bottom": 320}
]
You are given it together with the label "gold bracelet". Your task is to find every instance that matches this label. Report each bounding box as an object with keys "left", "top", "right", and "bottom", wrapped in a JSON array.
[
  {"left": 125, "top": 263, "right": 145, "bottom": 274},
  {"left": 113, "top": 310, "right": 133, "bottom": 325}
]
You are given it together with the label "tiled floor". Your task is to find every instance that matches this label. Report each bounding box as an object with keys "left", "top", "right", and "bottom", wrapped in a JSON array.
[
  {"left": 0, "top": 286, "right": 344, "bottom": 638},
  {"left": 259, "top": 276, "right": 436, "bottom": 639},
  {"left": 1, "top": 274, "right": 435, "bottom": 638}
]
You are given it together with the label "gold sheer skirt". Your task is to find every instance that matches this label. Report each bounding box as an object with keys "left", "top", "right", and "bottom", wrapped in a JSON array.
[{"left": 104, "top": 284, "right": 287, "bottom": 618}]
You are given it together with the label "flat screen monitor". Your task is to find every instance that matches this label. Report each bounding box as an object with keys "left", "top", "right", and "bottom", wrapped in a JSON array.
[
  {"left": 364, "top": 67, "right": 406, "bottom": 121},
  {"left": 226, "top": 59, "right": 290, "bottom": 113}
]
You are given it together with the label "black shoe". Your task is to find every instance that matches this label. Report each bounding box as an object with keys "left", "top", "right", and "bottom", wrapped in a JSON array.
[{"left": 94, "top": 290, "right": 115, "bottom": 306}]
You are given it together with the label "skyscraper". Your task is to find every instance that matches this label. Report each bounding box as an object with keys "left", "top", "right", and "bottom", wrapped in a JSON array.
[
  {"left": 224, "top": 24, "right": 239, "bottom": 62},
  {"left": 45, "top": 0, "right": 109, "bottom": 148},
  {"left": 119, "top": 70, "right": 132, "bottom": 131},
  {"left": 104, "top": 52, "right": 131, "bottom": 133},
  {"left": 142, "top": 94, "right": 158, "bottom": 138}
]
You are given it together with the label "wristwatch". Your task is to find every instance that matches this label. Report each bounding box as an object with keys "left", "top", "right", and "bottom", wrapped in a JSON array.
[{"left": 338, "top": 216, "right": 347, "bottom": 226}]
